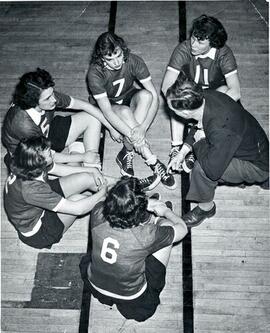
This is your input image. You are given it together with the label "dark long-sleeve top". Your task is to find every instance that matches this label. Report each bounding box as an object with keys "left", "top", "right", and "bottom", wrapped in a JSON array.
[{"left": 185, "top": 90, "right": 269, "bottom": 181}]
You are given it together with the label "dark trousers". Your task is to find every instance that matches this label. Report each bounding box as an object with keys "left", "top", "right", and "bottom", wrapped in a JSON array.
[{"left": 187, "top": 159, "right": 269, "bottom": 203}]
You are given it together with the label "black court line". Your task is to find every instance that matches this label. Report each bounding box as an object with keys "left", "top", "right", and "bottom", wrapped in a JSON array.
[
  {"left": 78, "top": 2, "right": 118, "bottom": 332},
  {"left": 178, "top": 2, "right": 194, "bottom": 333}
]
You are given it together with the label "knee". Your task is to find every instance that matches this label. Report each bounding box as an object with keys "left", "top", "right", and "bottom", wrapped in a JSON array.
[
  {"left": 115, "top": 106, "right": 133, "bottom": 121},
  {"left": 137, "top": 89, "right": 153, "bottom": 103},
  {"left": 192, "top": 161, "right": 204, "bottom": 176}
]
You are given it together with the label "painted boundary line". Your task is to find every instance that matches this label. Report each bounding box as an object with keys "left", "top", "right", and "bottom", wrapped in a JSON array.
[{"left": 178, "top": 2, "right": 194, "bottom": 333}]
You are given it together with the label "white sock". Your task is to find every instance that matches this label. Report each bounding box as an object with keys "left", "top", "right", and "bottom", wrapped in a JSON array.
[
  {"left": 145, "top": 154, "right": 157, "bottom": 166},
  {"left": 171, "top": 140, "right": 183, "bottom": 147}
]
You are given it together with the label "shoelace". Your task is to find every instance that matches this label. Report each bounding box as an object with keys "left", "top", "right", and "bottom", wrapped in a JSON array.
[
  {"left": 124, "top": 152, "right": 134, "bottom": 169},
  {"left": 155, "top": 162, "right": 169, "bottom": 180},
  {"left": 139, "top": 177, "right": 150, "bottom": 185},
  {"left": 186, "top": 153, "right": 195, "bottom": 163}
]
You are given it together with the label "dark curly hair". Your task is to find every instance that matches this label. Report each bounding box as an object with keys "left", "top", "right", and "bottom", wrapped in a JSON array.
[
  {"left": 166, "top": 71, "right": 204, "bottom": 111},
  {"left": 13, "top": 68, "right": 55, "bottom": 110},
  {"left": 10, "top": 136, "right": 51, "bottom": 180},
  {"left": 190, "top": 14, "right": 227, "bottom": 48},
  {"left": 103, "top": 177, "right": 149, "bottom": 229},
  {"left": 90, "top": 31, "right": 130, "bottom": 67}
]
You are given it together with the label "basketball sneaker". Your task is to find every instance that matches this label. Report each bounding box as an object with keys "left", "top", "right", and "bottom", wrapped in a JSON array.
[
  {"left": 151, "top": 160, "right": 176, "bottom": 190},
  {"left": 168, "top": 144, "right": 182, "bottom": 165},
  {"left": 116, "top": 148, "right": 134, "bottom": 177},
  {"left": 182, "top": 152, "right": 196, "bottom": 173},
  {"left": 138, "top": 174, "right": 161, "bottom": 191}
]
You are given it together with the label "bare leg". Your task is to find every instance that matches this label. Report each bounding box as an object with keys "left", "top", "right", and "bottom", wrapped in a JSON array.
[
  {"left": 66, "top": 112, "right": 102, "bottom": 162},
  {"left": 57, "top": 193, "right": 89, "bottom": 233},
  {"left": 59, "top": 172, "right": 98, "bottom": 197},
  {"left": 170, "top": 117, "right": 185, "bottom": 145},
  {"left": 152, "top": 245, "right": 172, "bottom": 267}
]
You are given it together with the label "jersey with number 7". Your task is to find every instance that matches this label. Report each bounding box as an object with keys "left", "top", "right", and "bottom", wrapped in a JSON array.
[{"left": 87, "top": 53, "right": 151, "bottom": 105}]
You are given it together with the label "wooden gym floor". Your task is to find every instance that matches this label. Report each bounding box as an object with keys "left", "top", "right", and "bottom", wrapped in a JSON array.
[{"left": 1, "top": 1, "right": 269, "bottom": 332}]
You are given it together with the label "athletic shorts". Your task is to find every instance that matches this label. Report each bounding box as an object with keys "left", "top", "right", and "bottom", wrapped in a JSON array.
[
  {"left": 49, "top": 115, "right": 72, "bottom": 152},
  {"left": 80, "top": 254, "right": 166, "bottom": 322},
  {"left": 18, "top": 179, "right": 65, "bottom": 249}
]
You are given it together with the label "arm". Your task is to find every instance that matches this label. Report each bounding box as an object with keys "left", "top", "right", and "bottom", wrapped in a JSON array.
[
  {"left": 49, "top": 163, "right": 104, "bottom": 186},
  {"left": 216, "top": 72, "right": 241, "bottom": 102},
  {"left": 69, "top": 97, "right": 122, "bottom": 141},
  {"left": 161, "top": 69, "right": 179, "bottom": 97},
  {"left": 194, "top": 129, "right": 242, "bottom": 181},
  {"left": 53, "top": 150, "right": 101, "bottom": 165},
  {"left": 56, "top": 185, "right": 107, "bottom": 216},
  {"left": 96, "top": 96, "right": 133, "bottom": 139},
  {"left": 147, "top": 200, "right": 187, "bottom": 243},
  {"left": 140, "top": 80, "right": 159, "bottom": 131}
]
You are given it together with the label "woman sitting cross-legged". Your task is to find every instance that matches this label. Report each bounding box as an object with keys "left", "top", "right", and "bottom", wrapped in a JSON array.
[{"left": 3, "top": 136, "right": 108, "bottom": 249}]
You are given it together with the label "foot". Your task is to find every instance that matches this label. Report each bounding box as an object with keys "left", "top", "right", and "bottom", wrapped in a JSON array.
[
  {"left": 151, "top": 160, "right": 176, "bottom": 190},
  {"left": 183, "top": 203, "right": 216, "bottom": 228},
  {"left": 138, "top": 174, "right": 161, "bottom": 191},
  {"left": 259, "top": 178, "right": 269, "bottom": 190},
  {"left": 116, "top": 149, "right": 134, "bottom": 177},
  {"left": 182, "top": 152, "right": 196, "bottom": 174}
]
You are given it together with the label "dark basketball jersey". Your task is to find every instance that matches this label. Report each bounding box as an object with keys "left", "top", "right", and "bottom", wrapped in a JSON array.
[
  {"left": 168, "top": 40, "right": 237, "bottom": 89},
  {"left": 87, "top": 53, "right": 151, "bottom": 105},
  {"left": 88, "top": 202, "right": 174, "bottom": 299},
  {"left": 4, "top": 174, "right": 64, "bottom": 233},
  {"left": 2, "top": 91, "right": 71, "bottom": 155}
]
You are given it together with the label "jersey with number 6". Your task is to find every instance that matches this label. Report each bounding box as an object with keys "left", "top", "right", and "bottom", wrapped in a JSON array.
[
  {"left": 88, "top": 202, "right": 174, "bottom": 299},
  {"left": 167, "top": 40, "right": 237, "bottom": 89},
  {"left": 87, "top": 53, "right": 151, "bottom": 105}
]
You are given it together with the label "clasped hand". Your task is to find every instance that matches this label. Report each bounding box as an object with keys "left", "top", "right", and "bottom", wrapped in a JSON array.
[
  {"left": 167, "top": 151, "right": 185, "bottom": 173},
  {"left": 147, "top": 199, "right": 170, "bottom": 216}
]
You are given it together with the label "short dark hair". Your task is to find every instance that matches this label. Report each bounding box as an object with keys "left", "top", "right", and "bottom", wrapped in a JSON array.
[
  {"left": 190, "top": 14, "right": 227, "bottom": 48},
  {"left": 10, "top": 136, "right": 51, "bottom": 180},
  {"left": 166, "top": 71, "right": 204, "bottom": 111},
  {"left": 91, "top": 31, "right": 130, "bottom": 67},
  {"left": 13, "top": 68, "right": 55, "bottom": 110},
  {"left": 103, "top": 177, "right": 148, "bottom": 229}
]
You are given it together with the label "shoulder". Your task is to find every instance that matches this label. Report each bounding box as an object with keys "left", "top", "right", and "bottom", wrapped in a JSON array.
[
  {"left": 128, "top": 53, "right": 146, "bottom": 66},
  {"left": 54, "top": 91, "right": 72, "bottom": 108},
  {"left": 91, "top": 201, "right": 107, "bottom": 228},
  {"left": 217, "top": 44, "right": 235, "bottom": 59}
]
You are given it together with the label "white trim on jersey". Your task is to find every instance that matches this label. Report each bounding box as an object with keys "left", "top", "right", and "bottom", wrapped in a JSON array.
[
  {"left": 67, "top": 96, "right": 75, "bottom": 109},
  {"left": 26, "top": 108, "right": 45, "bottom": 125},
  {"left": 195, "top": 48, "right": 216, "bottom": 60},
  {"left": 140, "top": 76, "right": 152, "bottom": 83},
  {"left": 93, "top": 92, "right": 108, "bottom": 100},
  {"left": 194, "top": 65, "right": 200, "bottom": 83},
  {"left": 20, "top": 213, "right": 43, "bottom": 237},
  {"left": 224, "top": 69, "right": 238, "bottom": 78},
  {"left": 89, "top": 279, "right": 148, "bottom": 300},
  {"left": 167, "top": 66, "right": 180, "bottom": 74},
  {"left": 53, "top": 197, "right": 66, "bottom": 212}
]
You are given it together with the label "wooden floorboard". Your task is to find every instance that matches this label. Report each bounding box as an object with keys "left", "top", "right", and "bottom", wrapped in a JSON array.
[
  {"left": 1, "top": 1, "right": 269, "bottom": 333},
  {"left": 88, "top": 1, "right": 184, "bottom": 332},
  {"left": 186, "top": 1, "right": 269, "bottom": 332}
]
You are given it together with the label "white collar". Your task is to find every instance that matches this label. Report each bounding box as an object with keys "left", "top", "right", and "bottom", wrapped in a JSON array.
[
  {"left": 195, "top": 48, "right": 216, "bottom": 60},
  {"left": 25, "top": 108, "right": 45, "bottom": 125}
]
